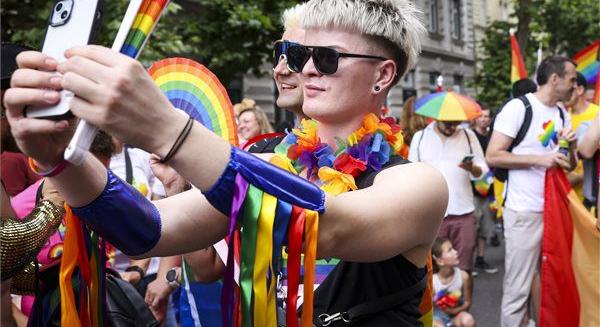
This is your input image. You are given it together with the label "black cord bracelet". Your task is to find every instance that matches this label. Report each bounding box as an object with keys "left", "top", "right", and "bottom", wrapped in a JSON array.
[
  {"left": 124, "top": 265, "right": 145, "bottom": 279},
  {"left": 160, "top": 116, "right": 194, "bottom": 163}
]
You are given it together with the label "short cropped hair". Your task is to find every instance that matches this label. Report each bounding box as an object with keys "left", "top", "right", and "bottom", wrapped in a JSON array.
[
  {"left": 301, "top": 0, "right": 426, "bottom": 83},
  {"left": 536, "top": 56, "right": 575, "bottom": 86},
  {"left": 575, "top": 72, "right": 587, "bottom": 89},
  {"left": 512, "top": 78, "right": 537, "bottom": 98},
  {"left": 282, "top": 3, "right": 307, "bottom": 31},
  {"left": 90, "top": 130, "right": 115, "bottom": 163}
]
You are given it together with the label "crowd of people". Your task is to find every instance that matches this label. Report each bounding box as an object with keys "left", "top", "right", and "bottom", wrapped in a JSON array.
[{"left": 1, "top": 0, "right": 599, "bottom": 327}]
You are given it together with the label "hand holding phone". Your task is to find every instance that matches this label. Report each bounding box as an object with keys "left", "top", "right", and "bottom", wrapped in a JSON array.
[
  {"left": 461, "top": 154, "right": 474, "bottom": 164},
  {"left": 24, "top": 0, "right": 104, "bottom": 119}
]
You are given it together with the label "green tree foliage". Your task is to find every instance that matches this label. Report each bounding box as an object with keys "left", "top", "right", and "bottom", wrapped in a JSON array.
[
  {"left": 472, "top": 21, "right": 513, "bottom": 111},
  {"left": 473, "top": 0, "right": 600, "bottom": 111},
  {"left": 1, "top": 0, "right": 296, "bottom": 84}
]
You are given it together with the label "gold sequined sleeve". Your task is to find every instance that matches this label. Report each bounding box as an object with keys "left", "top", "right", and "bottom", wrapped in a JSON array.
[{"left": 1, "top": 200, "right": 64, "bottom": 281}]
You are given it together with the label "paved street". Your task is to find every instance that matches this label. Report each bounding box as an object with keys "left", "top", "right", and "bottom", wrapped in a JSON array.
[{"left": 470, "top": 238, "right": 505, "bottom": 327}]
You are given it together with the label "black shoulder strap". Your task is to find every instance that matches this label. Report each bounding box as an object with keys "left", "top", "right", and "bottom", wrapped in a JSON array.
[
  {"left": 124, "top": 146, "right": 133, "bottom": 185},
  {"left": 509, "top": 95, "right": 533, "bottom": 152},
  {"left": 462, "top": 129, "right": 473, "bottom": 154},
  {"left": 315, "top": 276, "right": 428, "bottom": 326},
  {"left": 497, "top": 96, "right": 533, "bottom": 203},
  {"left": 558, "top": 106, "right": 565, "bottom": 124}
]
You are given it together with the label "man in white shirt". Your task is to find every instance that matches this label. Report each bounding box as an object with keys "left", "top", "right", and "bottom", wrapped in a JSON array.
[
  {"left": 487, "top": 56, "right": 578, "bottom": 327},
  {"left": 409, "top": 119, "right": 489, "bottom": 273}
]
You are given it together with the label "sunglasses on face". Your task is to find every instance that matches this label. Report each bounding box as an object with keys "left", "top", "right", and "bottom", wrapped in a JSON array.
[
  {"left": 286, "top": 44, "right": 388, "bottom": 75},
  {"left": 273, "top": 40, "right": 300, "bottom": 67}
]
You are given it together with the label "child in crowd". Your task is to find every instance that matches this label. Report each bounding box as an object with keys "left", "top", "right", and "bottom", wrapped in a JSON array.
[{"left": 433, "top": 238, "right": 476, "bottom": 327}]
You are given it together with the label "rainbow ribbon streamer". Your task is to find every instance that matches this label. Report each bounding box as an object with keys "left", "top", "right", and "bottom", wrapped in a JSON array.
[
  {"left": 59, "top": 2, "right": 169, "bottom": 326},
  {"left": 220, "top": 173, "right": 319, "bottom": 327},
  {"left": 121, "top": 0, "right": 170, "bottom": 58},
  {"left": 59, "top": 206, "right": 105, "bottom": 327}
]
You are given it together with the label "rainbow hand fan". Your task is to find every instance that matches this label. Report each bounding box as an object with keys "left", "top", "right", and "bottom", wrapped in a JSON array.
[{"left": 149, "top": 58, "right": 239, "bottom": 146}]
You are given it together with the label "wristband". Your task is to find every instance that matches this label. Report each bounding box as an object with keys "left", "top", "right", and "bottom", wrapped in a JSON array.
[
  {"left": 28, "top": 158, "right": 69, "bottom": 177},
  {"left": 71, "top": 170, "right": 162, "bottom": 256},
  {"left": 203, "top": 146, "right": 326, "bottom": 216}
]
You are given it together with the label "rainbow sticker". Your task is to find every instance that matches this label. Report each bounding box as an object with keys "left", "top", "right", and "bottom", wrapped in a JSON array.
[
  {"left": 149, "top": 58, "right": 239, "bottom": 146},
  {"left": 121, "top": 0, "right": 170, "bottom": 58},
  {"left": 48, "top": 243, "right": 64, "bottom": 261},
  {"left": 538, "top": 120, "right": 558, "bottom": 147}
]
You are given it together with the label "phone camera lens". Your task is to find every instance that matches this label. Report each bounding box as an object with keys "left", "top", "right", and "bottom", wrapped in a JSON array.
[
  {"left": 55, "top": 3, "right": 63, "bottom": 12},
  {"left": 61, "top": 10, "right": 68, "bottom": 19}
]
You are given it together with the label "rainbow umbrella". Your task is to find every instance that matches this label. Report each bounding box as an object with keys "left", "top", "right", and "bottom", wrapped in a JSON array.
[{"left": 415, "top": 91, "right": 482, "bottom": 121}]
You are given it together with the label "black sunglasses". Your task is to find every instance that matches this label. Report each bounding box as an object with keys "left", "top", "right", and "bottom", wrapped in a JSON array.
[
  {"left": 273, "top": 40, "right": 300, "bottom": 67},
  {"left": 286, "top": 44, "right": 388, "bottom": 75}
]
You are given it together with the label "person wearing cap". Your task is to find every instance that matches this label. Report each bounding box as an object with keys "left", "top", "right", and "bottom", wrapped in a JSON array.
[{"left": 409, "top": 118, "right": 489, "bottom": 276}]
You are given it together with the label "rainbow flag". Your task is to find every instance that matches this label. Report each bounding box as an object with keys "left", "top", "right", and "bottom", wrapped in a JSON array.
[
  {"left": 121, "top": 0, "right": 170, "bottom": 58},
  {"left": 510, "top": 32, "right": 528, "bottom": 84},
  {"left": 594, "top": 72, "right": 600, "bottom": 105},
  {"left": 541, "top": 168, "right": 600, "bottom": 327},
  {"left": 573, "top": 39, "right": 600, "bottom": 85}
]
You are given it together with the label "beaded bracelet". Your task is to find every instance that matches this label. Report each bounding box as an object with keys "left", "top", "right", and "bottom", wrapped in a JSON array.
[{"left": 28, "top": 157, "right": 69, "bottom": 177}]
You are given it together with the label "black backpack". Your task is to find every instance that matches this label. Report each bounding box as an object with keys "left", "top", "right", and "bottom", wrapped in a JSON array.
[
  {"left": 492, "top": 95, "right": 566, "bottom": 182},
  {"left": 492, "top": 95, "right": 533, "bottom": 183}
]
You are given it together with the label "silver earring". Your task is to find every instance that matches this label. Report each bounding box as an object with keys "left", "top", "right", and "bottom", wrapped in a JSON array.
[{"left": 374, "top": 85, "right": 381, "bottom": 92}]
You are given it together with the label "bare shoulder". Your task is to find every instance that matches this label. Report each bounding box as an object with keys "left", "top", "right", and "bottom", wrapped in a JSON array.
[
  {"left": 373, "top": 161, "right": 448, "bottom": 233},
  {"left": 375, "top": 161, "right": 448, "bottom": 197},
  {"left": 460, "top": 269, "right": 470, "bottom": 282}
]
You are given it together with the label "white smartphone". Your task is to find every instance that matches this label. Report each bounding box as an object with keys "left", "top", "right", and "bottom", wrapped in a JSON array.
[{"left": 25, "top": 0, "right": 104, "bottom": 119}]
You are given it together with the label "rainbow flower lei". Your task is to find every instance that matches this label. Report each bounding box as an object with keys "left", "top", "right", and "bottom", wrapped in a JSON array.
[{"left": 274, "top": 113, "right": 405, "bottom": 195}]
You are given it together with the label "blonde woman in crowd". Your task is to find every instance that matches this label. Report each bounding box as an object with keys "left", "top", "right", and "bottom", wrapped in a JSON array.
[{"left": 234, "top": 98, "right": 274, "bottom": 144}]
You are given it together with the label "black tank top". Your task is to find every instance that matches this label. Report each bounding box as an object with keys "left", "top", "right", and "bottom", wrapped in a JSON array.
[
  {"left": 312, "top": 156, "right": 427, "bottom": 326},
  {"left": 250, "top": 143, "right": 428, "bottom": 326}
]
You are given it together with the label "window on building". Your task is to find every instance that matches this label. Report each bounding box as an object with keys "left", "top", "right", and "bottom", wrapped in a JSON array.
[
  {"left": 429, "top": 0, "right": 439, "bottom": 33},
  {"left": 451, "top": 0, "right": 462, "bottom": 40},
  {"left": 453, "top": 74, "right": 463, "bottom": 93},
  {"left": 403, "top": 70, "right": 416, "bottom": 89}
]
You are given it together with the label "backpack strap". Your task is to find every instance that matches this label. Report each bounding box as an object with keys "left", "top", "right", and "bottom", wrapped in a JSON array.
[
  {"left": 498, "top": 96, "right": 533, "bottom": 205},
  {"left": 124, "top": 146, "right": 133, "bottom": 185},
  {"left": 509, "top": 95, "right": 533, "bottom": 152},
  {"left": 315, "top": 276, "right": 428, "bottom": 326},
  {"left": 462, "top": 129, "right": 473, "bottom": 154}
]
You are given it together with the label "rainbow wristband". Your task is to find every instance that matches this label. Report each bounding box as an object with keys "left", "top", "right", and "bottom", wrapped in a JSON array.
[
  {"left": 71, "top": 170, "right": 162, "bottom": 256},
  {"left": 203, "top": 146, "right": 326, "bottom": 216},
  {"left": 28, "top": 158, "right": 69, "bottom": 177}
]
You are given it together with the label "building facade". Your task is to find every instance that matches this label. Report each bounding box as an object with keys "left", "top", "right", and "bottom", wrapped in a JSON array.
[{"left": 237, "top": 0, "right": 485, "bottom": 123}]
